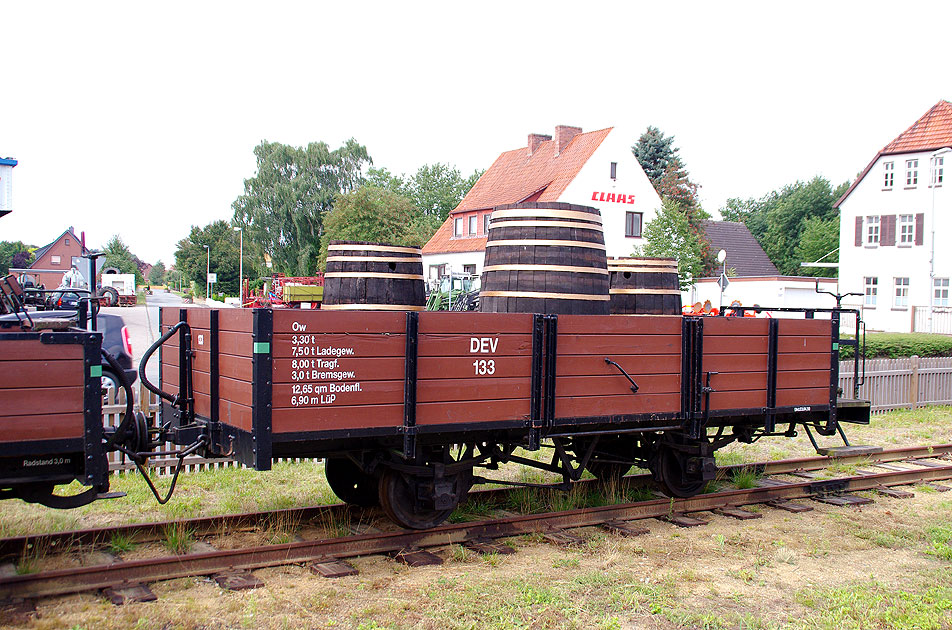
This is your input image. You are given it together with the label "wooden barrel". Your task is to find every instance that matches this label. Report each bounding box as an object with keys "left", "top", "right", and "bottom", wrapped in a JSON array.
[
  {"left": 480, "top": 202, "right": 609, "bottom": 315},
  {"left": 322, "top": 241, "right": 425, "bottom": 311},
  {"left": 607, "top": 257, "right": 681, "bottom": 314}
]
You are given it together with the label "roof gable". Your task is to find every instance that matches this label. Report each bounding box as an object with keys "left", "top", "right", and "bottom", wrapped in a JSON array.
[
  {"left": 31, "top": 227, "right": 88, "bottom": 264},
  {"left": 882, "top": 100, "right": 952, "bottom": 155},
  {"left": 701, "top": 220, "right": 778, "bottom": 277},
  {"left": 835, "top": 100, "right": 952, "bottom": 208},
  {"left": 453, "top": 128, "right": 612, "bottom": 214}
]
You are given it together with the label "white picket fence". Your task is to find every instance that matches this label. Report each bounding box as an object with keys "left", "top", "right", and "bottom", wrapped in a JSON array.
[{"left": 912, "top": 306, "right": 952, "bottom": 335}]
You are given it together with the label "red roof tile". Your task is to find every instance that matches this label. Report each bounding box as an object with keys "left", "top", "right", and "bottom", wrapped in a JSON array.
[
  {"left": 453, "top": 128, "right": 612, "bottom": 214},
  {"left": 424, "top": 128, "right": 612, "bottom": 255},
  {"left": 421, "top": 216, "right": 488, "bottom": 255},
  {"left": 882, "top": 100, "right": 952, "bottom": 154}
]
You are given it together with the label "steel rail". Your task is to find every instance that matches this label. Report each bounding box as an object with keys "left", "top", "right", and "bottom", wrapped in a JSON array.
[
  {"left": 2, "top": 462, "right": 950, "bottom": 601},
  {"left": 2, "top": 443, "right": 950, "bottom": 560}
]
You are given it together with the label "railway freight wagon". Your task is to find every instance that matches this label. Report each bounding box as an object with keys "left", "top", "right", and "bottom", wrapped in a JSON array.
[
  {"left": 156, "top": 307, "right": 870, "bottom": 529},
  {"left": 0, "top": 328, "right": 109, "bottom": 508}
]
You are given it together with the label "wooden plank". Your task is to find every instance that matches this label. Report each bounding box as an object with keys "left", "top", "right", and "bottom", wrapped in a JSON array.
[
  {"left": 0, "top": 414, "right": 85, "bottom": 441},
  {"left": 418, "top": 311, "right": 535, "bottom": 334},
  {"left": 272, "top": 380, "right": 405, "bottom": 409},
  {"left": 557, "top": 314, "right": 683, "bottom": 335},
  {"left": 703, "top": 317, "right": 769, "bottom": 335},
  {"left": 778, "top": 336, "right": 831, "bottom": 353},
  {"left": 417, "top": 377, "right": 532, "bottom": 403},
  {"left": 555, "top": 392, "right": 681, "bottom": 417},
  {"left": 272, "top": 404, "right": 403, "bottom": 433},
  {"left": 220, "top": 375, "right": 253, "bottom": 407},
  {"left": 777, "top": 388, "right": 831, "bottom": 406},
  {"left": 703, "top": 336, "right": 768, "bottom": 354},
  {"left": 273, "top": 310, "right": 405, "bottom": 334},
  {"left": 0, "top": 341, "right": 83, "bottom": 361},
  {"left": 0, "top": 387, "right": 84, "bottom": 416},
  {"left": 777, "top": 319, "right": 831, "bottom": 336},
  {"left": 274, "top": 356, "right": 406, "bottom": 383},
  {"left": 556, "top": 354, "right": 681, "bottom": 377},
  {"left": 418, "top": 334, "right": 534, "bottom": 357},
  {"left": 555, "top": 374, "right": 682, "bottom": 396},
  {"left": 0, "top": 361, "right": 83, "bottom": 388},
  {"left": 417, "top": 398, "right": 531, "bottom": 425},
  {"left": 272, "top": 334, "right": 405, "bottom": 359},
  {"left": 557, "top": 334, "right": 681, "bottom": 355},
  {"left": 707, "top": 370, "right": 830, "bottom": 392}
]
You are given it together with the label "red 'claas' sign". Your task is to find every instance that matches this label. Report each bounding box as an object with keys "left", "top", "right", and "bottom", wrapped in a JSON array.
[{"left": 591, "top": 192, "right": 635, "bottom": 204}]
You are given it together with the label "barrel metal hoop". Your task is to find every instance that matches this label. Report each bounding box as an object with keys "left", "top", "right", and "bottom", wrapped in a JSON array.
[
  {"left": 488, "top": 220, "right": 604, "bottom": 231},
  {"left": 327, "top": 244, "right": 421, "bottom": 254},
  {"left": 609, "top": 289, "right": 682, "bottom": 295},
  {"left": 490, "top": 209, "right": 603, "bottom": 223},
  {"left": 324, "top": 272, "right": 425, "bottom": 280},
  {"left": 480, "top": 291, "right": 611, "bottom": 301},
  {"left": 483, "top": 264, "right": 609, "bottom": 275},
  {"left": 326, "top": 256, "right": 422, "bottom": 263},
  {"left": 321, "top": 304, "right": 426, "bottom": 311},
  {"left": 607, "top": 258, "right": 677, "bottom": 266},
  {"left": 486, "top": 240, "right": 606, "bottom": 250},
  {"left": 608, "top": 266, "right": 678, "bottom": 273}
]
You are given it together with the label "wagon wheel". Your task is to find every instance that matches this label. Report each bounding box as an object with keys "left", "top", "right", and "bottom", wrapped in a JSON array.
[
  {"left": 658, "top": 443, "right": 706, "bottom": 498},
  {"left": 378, "top": 469, "right": 471, "bottom": 530},
  {"left": 325, "top": 457, "right": 379, "bottom": 507},
  {"left": 17, "top": 483, "right": 100, "bottom": 509}
]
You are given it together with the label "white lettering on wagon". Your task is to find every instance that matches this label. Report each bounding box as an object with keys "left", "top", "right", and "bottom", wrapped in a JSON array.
[
  {"left": 470, "top": 337, "right": 498, "bottom": 375},
  {"left": 794, "top": 406, "right": 812, "bottom": 412},
  {"left": 287, "top": 323, "right": 363, "bottom": 406}
]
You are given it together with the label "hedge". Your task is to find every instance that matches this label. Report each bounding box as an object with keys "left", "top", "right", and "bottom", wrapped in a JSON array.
[{"left": 839, "top": 333, "right": 952, "bottom": 359}]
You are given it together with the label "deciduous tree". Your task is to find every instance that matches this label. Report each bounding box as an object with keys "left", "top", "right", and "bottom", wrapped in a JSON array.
[
  {"left": 173, "top": 221, "right": 241, "bottom": 297},
  {"left": 319, "top": 186, "right": 420, "bottom": 267},
  {"left": 0, "top": 240, "right": 33, "bottom": 275},
  {"left": 232, "top": 139, "right": 371, "bottom": 276},
  {"left": 102, "top": 235, "right": 143, "bottom": 285},
  {"left": 640, "top": 199, "right": 708, "bottom": 289},
  {"left": 149, "top": 260, "right": 167, "bottom": 285}
]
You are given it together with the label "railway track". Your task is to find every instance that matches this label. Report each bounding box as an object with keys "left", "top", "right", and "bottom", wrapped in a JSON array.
[{"left": 1, "top": 444, "right": 950, "bottom": 605}]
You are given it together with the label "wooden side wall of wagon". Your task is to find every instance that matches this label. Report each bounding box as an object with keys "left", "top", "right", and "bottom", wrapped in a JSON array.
[{"left": 0, "top": 330, "right": 107, "bottom": 506}]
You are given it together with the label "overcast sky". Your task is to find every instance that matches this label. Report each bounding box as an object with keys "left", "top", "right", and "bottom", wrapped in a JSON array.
[{"left": 2, "top": 1, "right": 950, "bottom": 265}]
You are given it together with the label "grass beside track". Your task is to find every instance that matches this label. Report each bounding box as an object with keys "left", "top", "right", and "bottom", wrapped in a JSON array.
[{"left": 2, "top": 408, "right": 951, "bottom": 629}]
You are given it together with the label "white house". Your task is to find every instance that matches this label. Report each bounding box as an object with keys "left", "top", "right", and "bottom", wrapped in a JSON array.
[
  {"left": 421, "top": 126, "right": 663, "bottom": 280},
  {"left": 0, "top": 156, "right": 16, "bottom": 219},
  {"left": 836, "top": 100, "right": 952, "bottom": 333}
]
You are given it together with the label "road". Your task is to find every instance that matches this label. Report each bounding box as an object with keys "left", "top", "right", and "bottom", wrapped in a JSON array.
[{"left": 100, "top": 289, "right": 205, "bottom": 385}]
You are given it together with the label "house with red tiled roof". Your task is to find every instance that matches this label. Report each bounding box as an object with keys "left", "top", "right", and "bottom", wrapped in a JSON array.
[
  {"left": 421, "top": 125, "right": 664, "bottom": 281},
  {"left": 836, "top": 100, "right": 952, "bottom": 332}
]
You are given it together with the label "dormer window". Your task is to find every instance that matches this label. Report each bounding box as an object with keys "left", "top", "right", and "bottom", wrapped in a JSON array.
[
  {"left": 610, "top": 162, "right": 617, "bottom": 180},
  {"left": 454, "top": 217, "right": 463, "bottom": 237},
  {"left": 883, "top": 161, "right": 894, "bottom": 188}
]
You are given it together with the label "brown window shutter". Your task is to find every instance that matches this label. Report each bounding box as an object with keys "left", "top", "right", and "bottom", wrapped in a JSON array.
[
  {"left": 881, "top": 215, "right": 896, "bottom": 246},
  {"left": 855, "top": 216, "right": 864, "bottom": 246},
  {"left": 916, "top": 213, "right": 925, "bottom": 245}
]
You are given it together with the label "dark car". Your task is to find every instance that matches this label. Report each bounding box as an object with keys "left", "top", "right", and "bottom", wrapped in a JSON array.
[{"left": 0, "top": 309, "right": 137, "bottom": 393}]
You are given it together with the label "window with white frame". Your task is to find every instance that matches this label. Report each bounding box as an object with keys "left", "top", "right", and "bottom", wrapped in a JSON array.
[
  {"left": 894, "top": 277, "right": 909, "bottom": 308},
  {"left": 469, "top": 215, "right": 477, "bottom": 235},
  {"left": 883, "top": 161, "right": 894, "bottom": 188},
  {"left": 899, "top": 214, "right": 914, "bottom": 245},
  {"left": 864, "top": 277, "right": 877, "bottom": 306},
  {"left": 463, "top": 264, "right": 476, "bottom": 275},
  {"left": 454, "top": 217, "right": 463, "bottom": 237},
  {"left": 934, "top": 156, "right": 944, "bottom": 186},
  {"left": 51, "top": 255, "right": 61, "bottom": 265},
  {"left": 934, "top": 278, "right": 950, "bottom": 307},
  {"left": 906, "top": 159, "right": 918, "bottom": 186},
  {"left": 866, "top": 215, "right": 880, "bottom": 245}
]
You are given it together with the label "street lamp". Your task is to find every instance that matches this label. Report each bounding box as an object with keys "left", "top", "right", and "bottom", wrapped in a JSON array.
[
  {"left": 203, "top": 244, "right": 210, "bottom": 300},
  {"left": 233, "top": 226, "right": 243, "bottom": 304},
  {"left": 716, "top": 249, "right": 727, "bottom": 310},
  {"left": 929, "top": 147, "right": 951, "bottom": 333}
]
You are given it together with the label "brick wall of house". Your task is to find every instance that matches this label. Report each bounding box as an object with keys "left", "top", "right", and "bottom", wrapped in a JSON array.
[{"left": 30, "top": 233, "right": 86, "bottom": 289}]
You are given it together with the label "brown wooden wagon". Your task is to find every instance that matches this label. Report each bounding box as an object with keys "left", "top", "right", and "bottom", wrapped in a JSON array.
[{"left": 154, "top": 307, "right": 869, "bottom": 529}]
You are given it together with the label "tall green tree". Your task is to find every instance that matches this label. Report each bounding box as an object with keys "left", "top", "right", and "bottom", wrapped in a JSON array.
[
  {"left": 632, "top": 126, "right": 677, "bottom": 187},
  {"left": 0, "top": 240, "right": 33, "bottom": 275},
  {"left": 722, "top": 177, "right": 849, "bottom": 275},
  {"left": 319, "top": 186, "right": 421, "bottom": 267},
  {"left": 102, "top": 235, "right": 143, "bottom": 285},
  {"left": 232, "top": 139, "right": 371, "bottom": 276},
  {"left": 173, "top": 221, "right": 242, "bottom": 296},
  {"left": 640, "top": 199, "right": 708, "bottom": 289},
  {"left": 149, "top": 260, "right": 167, "bottom": 285}
]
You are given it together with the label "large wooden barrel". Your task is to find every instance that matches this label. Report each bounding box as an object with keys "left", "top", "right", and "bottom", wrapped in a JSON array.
[
  {"left": 322, "top": 241, "right": 425, "bottom": 311},
  {"left": 607, "top": 257, "right": 682, "bottom": 314},
  {"left": 480, "top": 202, "right": 610, "bottom": 315}
]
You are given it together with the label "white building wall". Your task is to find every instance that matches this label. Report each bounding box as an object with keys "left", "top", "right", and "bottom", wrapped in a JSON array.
[
  {"left": 0, "top": 164, "right": 13, "bottom": 211},
  {"left": 687, "top": 277, "right": 840, "bottom": 316},
  {"left": 838, "top": 150, "right": 950, "bottom": 332},
  {"left": 558, "top": 127, "right": 664, "bottom": 258},
  {"left": 423, "top": 251, "right": 483, "bottom": 284}
]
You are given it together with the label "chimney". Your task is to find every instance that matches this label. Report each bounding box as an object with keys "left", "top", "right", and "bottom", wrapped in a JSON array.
[
  {"left": 554, "top": 125, "right": 582, "bottom": 156},
  {"left": 528, "top": 133, "right": 552, "bottom": 157}
]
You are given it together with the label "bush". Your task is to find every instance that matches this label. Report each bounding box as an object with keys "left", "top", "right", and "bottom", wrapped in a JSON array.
[{"left": 840, "top": 333, "right": 952, "bottom": 359}]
